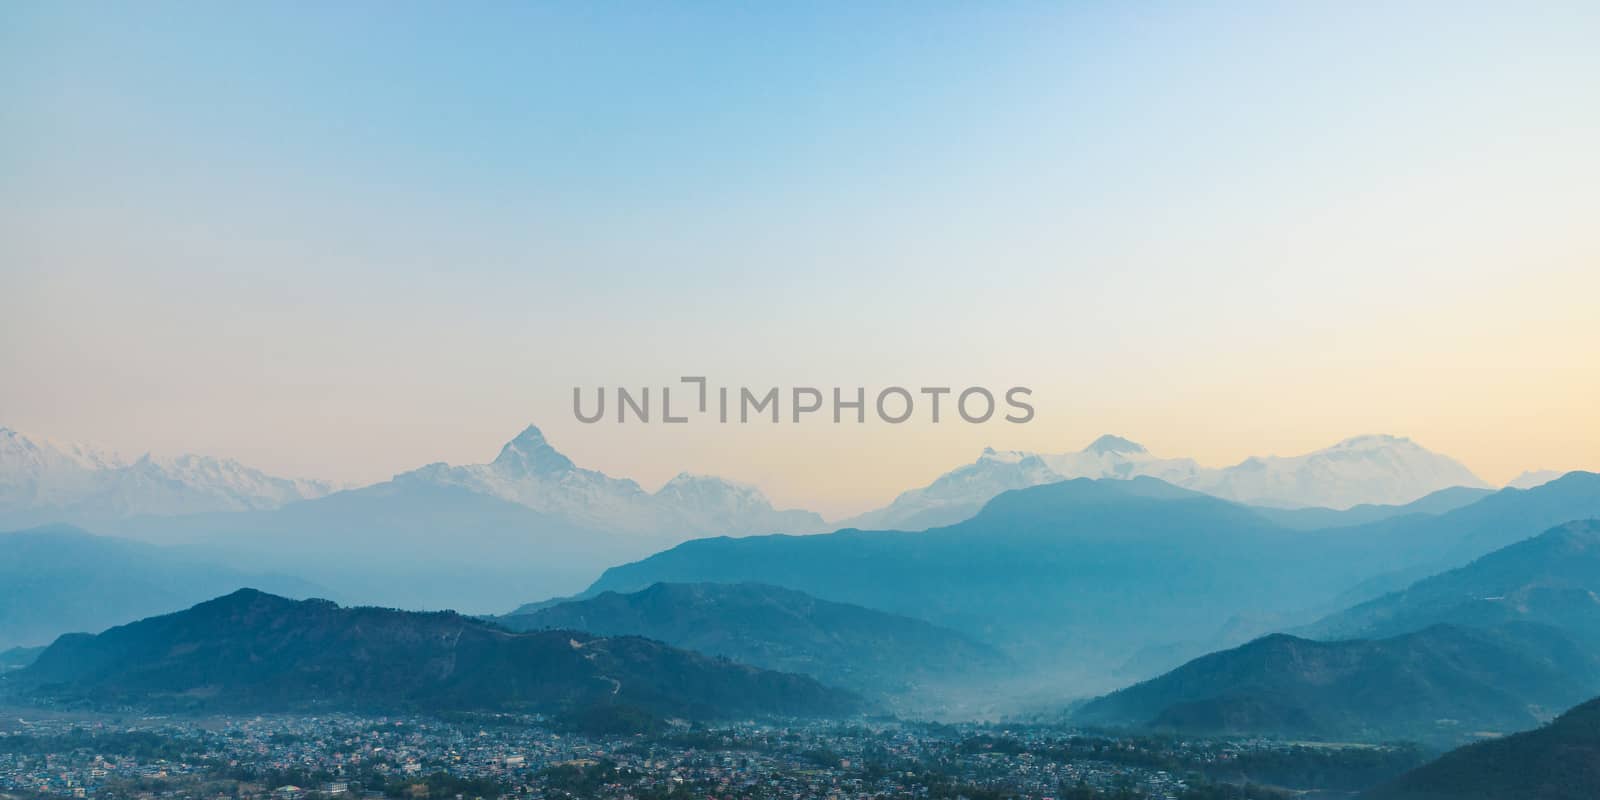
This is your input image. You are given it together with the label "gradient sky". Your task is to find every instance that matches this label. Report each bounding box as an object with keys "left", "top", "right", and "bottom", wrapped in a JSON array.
[{"left": 3, "top": 2, "right": 1597, "bottom": 517}]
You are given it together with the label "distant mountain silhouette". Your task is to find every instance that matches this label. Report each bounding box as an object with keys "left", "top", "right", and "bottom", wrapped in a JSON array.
[
  {"left": 1249, "top": 486, "right": 1494, "bottom": 531},
  {"left": 584, "top": 474, "right": 1600, "bottom": 677},
  {"left": 496, "top": 582, "right": 1008, "bottom": 700},
  {"left": 0, "top": 524, "right": 322, "bottom": 650},
  {"left": 105, "top": 429, "right": 835, "bottom": 612},
  {"left": 1363, "top": 695, "right": 1600, "bottom": 800},
  {"left": 1304, "top": 520, "right": 1600, "bottom": 649},
  {"left": 1337, "top": 472, "right": 1600, "bottom": 578},
  {"left": 6, "top": 589, "right": 860, "bottom": 720},
  {"left": 1075, "top": 624, "right": 1599, "bottom": 744},
  {"left": 114, "top": 478, "right": 653, "bottom": 613}
]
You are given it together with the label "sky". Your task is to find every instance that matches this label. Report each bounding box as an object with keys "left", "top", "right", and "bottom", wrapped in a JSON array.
[{"left": 2, "top": 2, "right": 1597, "bottom": 518}]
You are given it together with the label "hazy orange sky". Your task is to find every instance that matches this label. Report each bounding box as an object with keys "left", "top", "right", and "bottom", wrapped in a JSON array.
[{"left": 3, "top": 3, "right": 1597, "bottom": 517}]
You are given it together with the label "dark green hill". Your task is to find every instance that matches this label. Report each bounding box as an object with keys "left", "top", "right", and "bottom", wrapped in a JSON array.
[
  {"left": 1362, "top": 695, "right": 1600, "bottom": 800},
  {"left": 496, "top": 582, "right": 1008, "bottom": 698},
  {"left": 1074, "top": 624, "right": 1599, "bottom": 744},
  {"left": 5, "top": 589, "right": 860, "bottom": 720},
  {"left": 1304, "top": 520, "right": 1600, "bottom": 648}
]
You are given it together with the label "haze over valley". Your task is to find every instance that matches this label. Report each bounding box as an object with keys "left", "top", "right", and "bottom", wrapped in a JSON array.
[
  {"left": 3, "top": 422, "right": 1597, "bottom": 798},
  {"left": 6, "top": 3, "right": 1600, "bottom": 796}
]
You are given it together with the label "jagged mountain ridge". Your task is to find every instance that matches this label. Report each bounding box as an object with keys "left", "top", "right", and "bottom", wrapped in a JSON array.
[
  {"left": 0, "top": 428, "right": 335, "bottom": 527},
  {"left": 4, "top": 424, "right": 1537, "bottom": 540},
  {"left": 396, "top": 425, "right": 826, "bottom": 537},
  {"left": 843, "top": 433, "right": 1493, "bottom": 530},
  {"left": 2, "top": 424, "right": 824, "bottom": 540}
]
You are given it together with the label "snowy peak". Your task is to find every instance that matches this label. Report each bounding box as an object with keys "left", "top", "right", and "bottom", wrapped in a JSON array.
[
  {"left": 846, "top": 432, "right": 1497, "bottom": 530},
  {"left": 1082, "top": 435, "right": 1148, "bottom": 456},
  {"left": 399, "top": 425, "right": 825, "bottom": 538},
  {"left": 0, "top": 427, "right": 335, "bottom": 524},
  {"left": 491, "top": 425, "right": 576, "bottom": 475},
  {"left": 1327, "top": 433, "right": 1414, "bottom": 451},
  {"left": 652, "top": 472, "right": 827, "bottom": 535},
  {"left": 659, "top": 471, "right": 755, "bottom": 495},
  {"left": 1189, "top": 434, "right": 1489, "bottom": 509},
  {"left": 655, "top": 472, "right": 763, "bottom": 509},
  {"left": 977, "top": 447, "right": 1033, "bottom": 465}
]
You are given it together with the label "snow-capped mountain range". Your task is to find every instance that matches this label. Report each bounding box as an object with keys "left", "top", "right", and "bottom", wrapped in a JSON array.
[
  {"left": 0, "top": 427, "right": 337, "bottom": 526},
  {"left": 0, "top": 424, "right": 826, "bottom": 540},
  {"left": 398, "top": 425, "right": 826, "bottom": 537},
  {"left": 0, "top": 424, "right": 1535, "bottom": 538},
  {"left": 841, "top": 434, "right": 1494, "bottom": 531}
]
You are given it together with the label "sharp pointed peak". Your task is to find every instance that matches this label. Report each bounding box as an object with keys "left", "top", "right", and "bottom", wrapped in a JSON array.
[
  {"left": 508, "top": 424, "right": 549, "bottom": 444},
  {"left": 492, "top": 424, "right": 575, "bottom": 474}
]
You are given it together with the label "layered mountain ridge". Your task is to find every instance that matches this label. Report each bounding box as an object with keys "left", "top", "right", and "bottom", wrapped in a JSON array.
[{"left": 585, "top": 473, "right": 1600, "bottom": 686}]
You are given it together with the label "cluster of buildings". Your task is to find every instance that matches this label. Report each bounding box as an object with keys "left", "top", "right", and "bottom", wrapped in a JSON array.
[{"left": 0, "top": 712, "right": 1397, "bottom": 800}]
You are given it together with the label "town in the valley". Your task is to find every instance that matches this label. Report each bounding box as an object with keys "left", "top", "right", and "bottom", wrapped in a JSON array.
[{"left": 0, "top": 711, "right": 1422, "bottom": 800}]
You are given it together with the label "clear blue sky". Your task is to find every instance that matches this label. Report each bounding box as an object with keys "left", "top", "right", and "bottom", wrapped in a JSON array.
[{"left": 3, "top": 2, "right": 1597, "bottom": 515}]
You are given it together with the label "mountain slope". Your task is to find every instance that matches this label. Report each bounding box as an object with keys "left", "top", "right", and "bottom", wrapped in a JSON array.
[
  {"left": 590, "top": 478, "right": 1344, "bottom": 676},
  {"left": 0, "top": 524, "right": 322, "bottom": 650},
  {"left": 1075, "top": 624, "right": 1600, "bottom": 744},
  {"left": 1321, "top": 472, "right": 1600, "bottom": 585},
  {"left": 1303, "top": 520, "right": 1600, "bottom": 647},
  {"left": 496, "top": 582, "right": 1008, "bottom": 698},
  {"left": 7, "top": 589, "right": 860, "bottom": 719},
  {"left": 1362, "top": 695, "right": 1600, "bottom": 800}
]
